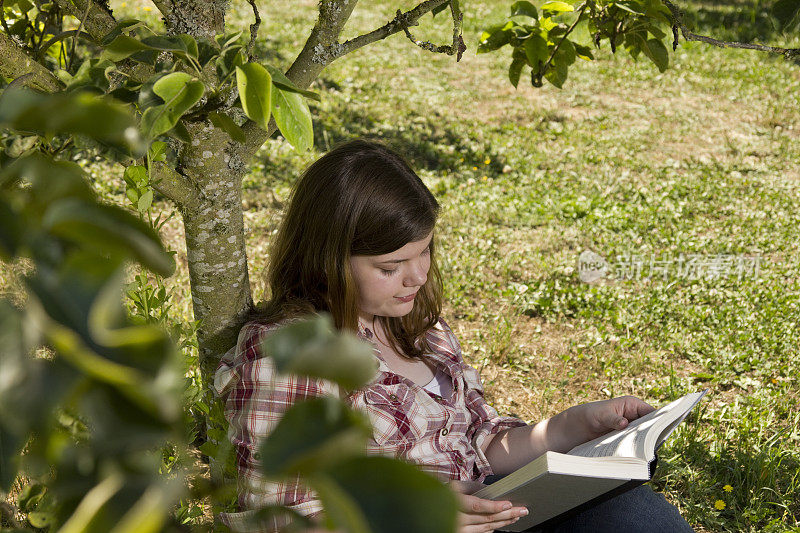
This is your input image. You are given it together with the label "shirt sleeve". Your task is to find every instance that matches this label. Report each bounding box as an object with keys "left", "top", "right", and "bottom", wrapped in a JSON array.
[
  {"left": 214, "top": 321, "right": 340, "bottom": 532},
  {"left": 436, "top": 318, "right": 528, "bottom": 476}
]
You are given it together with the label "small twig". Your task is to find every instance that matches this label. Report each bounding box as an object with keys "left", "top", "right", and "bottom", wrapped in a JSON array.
[
  {"left": 326, "top": 0, "right": 450, "bottom": 62},
  {"left": 245, "top": 0, "right": 260, "bottom": 60},
  {"left": 662, "top": 0, "right": 800, "bottom": 59},
  {"left": 69, "top": 1, "right": 92, "bottom": 72},
  {"left": 394, "top": 1, "right": 465, "bottom": 60},
  {"left": 534, "top": 3, "right": 588, "bottom": 87}
]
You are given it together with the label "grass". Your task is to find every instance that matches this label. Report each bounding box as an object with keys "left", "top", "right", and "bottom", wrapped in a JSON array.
[{"left": 3, "top": 0, "right": 800, "bottom": 530}]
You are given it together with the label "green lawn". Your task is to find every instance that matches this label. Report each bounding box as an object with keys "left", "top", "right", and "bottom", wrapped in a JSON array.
[{"left": 86, "top": 0, "right": 800, "bottom": 530}]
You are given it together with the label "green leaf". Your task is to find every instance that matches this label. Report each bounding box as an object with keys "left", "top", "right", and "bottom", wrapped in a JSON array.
[
  {"left": 646, "top": 23, "right": 667, "bottom": 40},
  {"left": 236, "top": 63, "right": 272, "bottom": 130},
  {"left": 137, "top": 189, "right": 154, "bottom": 213},
  {"left": 0, "top": 89, "right": 144, "bottom": 156},
  {"left": 258, "top": 397, "right": 372, "bottom": 476},
  {"left": 541, "top": 1, "right": 574, "bottom": 13},
  {"left": 555, "top": 38, "right": 577, "bottom": 65},
  {"left": 260, "top": 314, "right": 377, "bottom": 389},
  {"left": 477, "top": 22, "right": 513, "bottom": 53},
  {"left": 100, "top": 19, "right": 144, "bottom": 46},
  {"left": 102, "top": 35, "right": 155, "bottom": 62},
  {"left": 148, "top": 141, "right": 167, "bottom": 162},
  {"left": 510, "top": 0, "right": 538, "bottom": 18},
  {"left": 614, "top": 0, "right": 646, "bottom": 14},
  {"left": 27, "top": 511, "right": 56, "bottom": 528},
  {"left": 42, "top": 198, "right": 175, "bottom": 277},
  {"left": 141, "top": 73, "right": 204, "bottom": 139},
  {"left": 544, "top": 59, "right": 568, "bottom": 88},
  {"left": 176, "top": 34, "right": 199, "bottom": 60},
  {"left": 643, "top": 37, "right": 669, "bottom": 72},
  {"left": 509, "top": 56, "right": 526, "bottom": 88},
  {"left": 315, "top": 456, "right": 460, "bottom": 533},
  {"left": 209, "top": 111, "right": 246, "bottom": 142},
  {"left": 574, "top": 43, "right": 595, "bottom": 60},
  {"left": 264, "top": 65, "right": 322, "bottom": 101},
  {"left": 271, "top": 86, "right": 313, "bottom": 152},
  {"left": 311, "top": 477, "right": 371, "bottom": 533},
  {"left": 524, "top": 33, "right": 549, "bottom": 68},
  {"left": 124, "top": 165, "right": 147, "bottom": 188},
  {"left": 168, "top": 120, "right": 193, "bottom": 143},
  {"left": 17, "top": 483, "right": 47, "bottom": 513}
]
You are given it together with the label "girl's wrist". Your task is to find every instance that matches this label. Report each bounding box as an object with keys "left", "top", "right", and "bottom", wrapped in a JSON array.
[{"left": 548, "top": 404, "right": 590, "bottom": 453}]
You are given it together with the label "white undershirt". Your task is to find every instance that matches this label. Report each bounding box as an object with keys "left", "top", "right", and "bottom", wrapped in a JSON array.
[{"left": 422, "top": 367, "right": 453, "bottom": 399}]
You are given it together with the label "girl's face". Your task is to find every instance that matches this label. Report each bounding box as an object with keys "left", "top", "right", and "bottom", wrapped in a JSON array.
[{"left": 349, "top": 231, "right": 433, "bottom": 323}]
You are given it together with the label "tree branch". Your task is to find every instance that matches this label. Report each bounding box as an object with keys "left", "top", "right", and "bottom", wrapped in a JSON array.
[
  {"left": 238, "top": 0, "right": 458, "bottom": 160},
  {"left": 394, "top": 2, "right": 465, "bottom": 61},
  {"left": 662, "top": 0, "right": 800, "bottom": 59},
  {"left": 0, "top": 32, "right": 63, "bottom": 92},
  {"left": 51, "top": 0, "right": 115, "bottom": 42},
  {"left": 246, "top": 0, "right": 260, "bottom": 60},
  {"left": 150, "top": 0, "right": 225, "bottom": 40},
  {"left": 534, "top": 3, "right": 588, "bottom": 87},
  {"left": 51, "top": 0, "right": 153, "bottom": 82},
  {"left": 330, "top": 0, "right": 452, "bottom": 61},
  {"left": 150, "top": 160, "right": 206, "bottom": 211}
]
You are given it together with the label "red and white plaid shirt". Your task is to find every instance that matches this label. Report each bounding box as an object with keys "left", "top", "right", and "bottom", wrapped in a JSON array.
[{"left": 214, "top": 316, "right": 527, "bottom": 531}]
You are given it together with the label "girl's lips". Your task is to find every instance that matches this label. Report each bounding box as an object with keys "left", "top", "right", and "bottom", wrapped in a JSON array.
[{"left": 395, "top": 292, "right": 417, "bottom": 302}]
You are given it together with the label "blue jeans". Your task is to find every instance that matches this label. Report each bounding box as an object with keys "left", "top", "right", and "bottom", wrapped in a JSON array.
[{"left": 482, "top": 476, "right": 695, "bottom": 533}]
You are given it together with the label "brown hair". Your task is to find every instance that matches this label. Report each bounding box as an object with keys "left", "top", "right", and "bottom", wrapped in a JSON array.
[{"left": 247, "top": 139, "right": 444, "bottom": 360}]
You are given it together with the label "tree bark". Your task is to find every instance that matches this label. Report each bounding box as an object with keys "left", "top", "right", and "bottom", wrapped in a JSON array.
[{"left": 177, "top": 122, "right": 253, "bottom": 381}]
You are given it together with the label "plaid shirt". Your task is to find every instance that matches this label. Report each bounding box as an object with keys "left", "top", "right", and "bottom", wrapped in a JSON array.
[{"left": 213, "top": 316, "right": 527, "bottom": 532}]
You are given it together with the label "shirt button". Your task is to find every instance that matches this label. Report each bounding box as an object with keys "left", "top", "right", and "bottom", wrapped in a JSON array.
[
  {"left": 440, "top": 428, "right": 449, "bottom": 436},
  {"left": 389, "top": 393, "right": 398, "bottom": 402}
]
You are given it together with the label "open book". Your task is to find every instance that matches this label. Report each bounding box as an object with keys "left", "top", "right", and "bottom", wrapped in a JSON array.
[{"left": 473, "top": 390, "right": 707, "bottom": 532}]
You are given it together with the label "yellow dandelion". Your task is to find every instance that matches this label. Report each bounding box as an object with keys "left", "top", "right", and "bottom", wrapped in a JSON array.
[
  {"left": 484, "top": 157, "right": 491, "bottom": 165},
  {"left": 472, "top": 166, "right": 478, "bottom": 170},
  {"left": 714, "top": 500, "right": 726, "bottom": 510},
  {"left": 723, "top": 485, "right": 733, "bottom": 492},
  {"left": 459, "top": 157, "right": 464, "bottom": 162},
  {"left": 770, "top": 378, "right": 778, "bottom": 384},
  {"left": 481, "top": 176, "right": 488, "bottom": 181},
  {"left": 144, "top": 6, "right": 151, "bottom": 10},
  {"left": 121, "top": 1, "right": 127, "bottom": 6}
]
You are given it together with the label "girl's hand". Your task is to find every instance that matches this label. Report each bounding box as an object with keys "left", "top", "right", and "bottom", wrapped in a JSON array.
[
  {"left": 448, "top": 481, "right": 529, "bottom": 533},
  {"left": 571, "top": 395, "right": 656, "bottom": 442}
]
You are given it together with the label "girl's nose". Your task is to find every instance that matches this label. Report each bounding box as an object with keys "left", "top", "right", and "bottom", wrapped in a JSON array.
[{"left": 405, "top": 262, "right": 427, "bottom": 287}]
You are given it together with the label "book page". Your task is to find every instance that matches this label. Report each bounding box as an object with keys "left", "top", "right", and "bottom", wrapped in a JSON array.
[{"left": 567, "top": 391, "right": 706, "bottom": 460}]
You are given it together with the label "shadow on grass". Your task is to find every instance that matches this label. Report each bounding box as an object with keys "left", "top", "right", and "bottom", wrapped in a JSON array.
[{"left": 676, "top": 0, "right": 791, "bottom": 46}]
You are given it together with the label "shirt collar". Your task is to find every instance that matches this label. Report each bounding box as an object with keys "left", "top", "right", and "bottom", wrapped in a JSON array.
[{"left": 355, "top": 319, "right": 461, "bottom": 382}]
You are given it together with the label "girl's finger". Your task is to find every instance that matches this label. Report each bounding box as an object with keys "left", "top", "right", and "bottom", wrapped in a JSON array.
[
  {"left": 460, "top": 494, "right": 512, "bottom": 515},
  {"left": 459, "top": 506, "right": 528, "bottom": 526},
  {"left": 463, "top": 515, "right": 522, "bottom": 533}
]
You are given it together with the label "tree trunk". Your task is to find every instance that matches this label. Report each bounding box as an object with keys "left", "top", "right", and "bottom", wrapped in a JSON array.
[{"left": 178, "top": 123, "right": 253, "bottom": 382}]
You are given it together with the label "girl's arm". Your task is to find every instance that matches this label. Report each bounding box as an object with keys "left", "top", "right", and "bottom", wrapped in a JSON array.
[{"left": 481, "top": 396, "right": 655, "bottom": 476}]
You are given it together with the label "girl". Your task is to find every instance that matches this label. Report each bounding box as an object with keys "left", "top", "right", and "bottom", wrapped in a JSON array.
[{"left": 214, "top": 139, "right": 694, "bottom": 532}]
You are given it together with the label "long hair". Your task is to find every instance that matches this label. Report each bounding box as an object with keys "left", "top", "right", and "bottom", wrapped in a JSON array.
[{"left": 247, "top": 139, "right": 444, "bottom": 360}]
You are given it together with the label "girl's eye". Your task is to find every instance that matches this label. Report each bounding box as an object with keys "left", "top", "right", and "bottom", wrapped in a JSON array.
[{"left": 380, "top": 268, "right": 397, "bottom": 276}]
